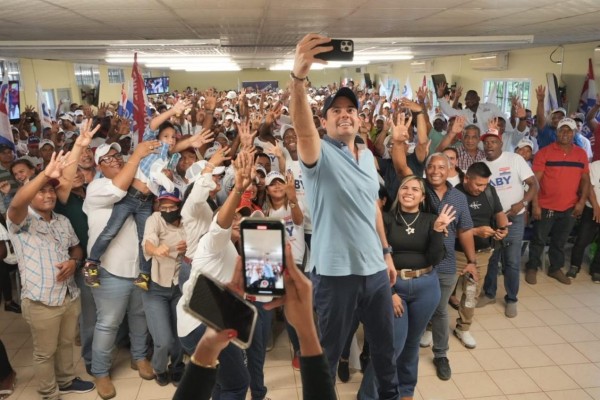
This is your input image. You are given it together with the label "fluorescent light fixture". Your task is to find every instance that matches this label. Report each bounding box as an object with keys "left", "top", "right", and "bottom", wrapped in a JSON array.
[
  {"left": 183, "top": 66, "right": 241, "bottom": 72},
  {"left": 106, "top": 56, "right": 231, "bottom": 64},
  {"left": 411, "top": 61, "right": 425, "bottom": 66},
  {"left": 354, "top": 55, "right": 414, "bottom": 61},
  {"left": 469, "top": 55, "right": 498, "bottom": 61},
  {"left": 357, "top": 35, "right": 534, "bottom": 46}
]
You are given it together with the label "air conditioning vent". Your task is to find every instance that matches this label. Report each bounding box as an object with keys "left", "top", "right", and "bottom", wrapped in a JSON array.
[{"left": 469, "top": 52, "right": 508, "bottom": 71}]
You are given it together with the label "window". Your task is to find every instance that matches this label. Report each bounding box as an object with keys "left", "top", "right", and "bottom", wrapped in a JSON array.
[
  {"left": 108, "top": 68, "right": 125, "bottom": 84},
  {"left": 0, "top": 59, "right": 21, "bottom": 82},
  {"left": 142, "top": 70, "right": 152, "bottom": 79},
  {"left": 483, "top": 79, "right": 531, "bottom": 114},
  {"left": 74, "top": 64, "right": 100, "bottom": 86}
]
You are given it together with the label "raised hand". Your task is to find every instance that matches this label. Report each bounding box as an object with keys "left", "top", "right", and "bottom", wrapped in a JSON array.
[
  {"left": 515, "top": 101, "right": 527, "bottom": 119},
  {"left": 133, "top": 140, "right": 161, "bottom": 159},
  {"left": 292, "top": 34, "right": 333, "bottom": 80},
  {"left": 172, "top": 99, "right": 191, "bottom": 115},
  {"left": 488, "top": 117, "right": 499, "bottom": 132},
  {"left": 75, "top": 118, "right": 101, "bottom": 148},
  {"left": 454, "top": 86, "right": 463, "bottom": 100},
  {"left": 400, "top": 98, "right": 424, "bottom": 113},
  {"left": 117, "top": 118, "right": 131, "bottom": 135},
  {"left": 233, "top": 150, "right": 254, "bottom": 191},
  {"left": 189, "top": 129, "right": 215, "bottom": 148},
  {"left": 433, "top": 204, "right": 456, "bottom": 234},
  {"left": 238, "top": 120, "right": 258, "bottom": 148},
  {"left": 0, "top": 181, "right": 10, "bottom": 195},
  {"left": 391, "top": 113, "right": 412, "bottom": 142},
  {"left": 436, "top": 82, "right": 448, "bottom": 98},
  {"left": 204, "top": 93, "right": 217, "bottom": 111},
  {"left": 44, "top": 151, "right": 74, "bottom": 180},
  {"left": 208, "top": 146, "right": 232, "bottom": 167},
  {"left": 451, "top": 115, "right": 466, "bottom": 135},
  {"left": 535, "top": 85, "right": 546, "bottom": 102},
  {"left": 285, "top": 170, "right": 297, "bottom": 201}
]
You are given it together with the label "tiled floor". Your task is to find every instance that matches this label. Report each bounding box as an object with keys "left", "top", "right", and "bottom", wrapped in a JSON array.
[{"left": 1, "top": 269, "right": 600, "bottom": 400}]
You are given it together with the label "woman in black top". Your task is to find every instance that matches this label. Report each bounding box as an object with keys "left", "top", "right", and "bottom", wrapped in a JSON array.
[{"left": 359, "top": 175, "right": 454, "bottom": 400}]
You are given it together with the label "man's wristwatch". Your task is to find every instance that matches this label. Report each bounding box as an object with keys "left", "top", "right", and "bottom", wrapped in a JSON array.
[{"left": 383, "top": 246, "right": 393, "bottom": 256}]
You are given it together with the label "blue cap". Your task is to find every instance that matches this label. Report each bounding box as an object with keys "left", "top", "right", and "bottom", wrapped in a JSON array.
[{"left": 157, "top": 188, "right": 181, "bottom": 202}]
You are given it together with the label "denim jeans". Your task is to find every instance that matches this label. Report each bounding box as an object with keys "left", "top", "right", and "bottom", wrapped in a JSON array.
[
  {"left": 142, "top": 281, "right": 184, "bottom": 374},
  {"left": 88, "top": 193, "right": 153, "bottom": 274},
  {"left": 312, "top": 269, "right": 399, "bottom": 400},
  {"left": 91, "top": 268, "right": 148, "bottom": 377},
  {"left": 74, "top": 269, "right": 97, "bottom": 371},
  {"left": 571, "top": 206, "right": 600, "bottom": 275},
  {"left": 179, "top": 325, "right": 250, "bottom": 400},
  {"left": 246, "top": 302, "right": 273, "bottom": 400},
  {"left": 178, "top": 259, "right": 192, "bottom": 292},
  {"left": 526, "top": 208, "right": 576, "bottom": 273},
  {"left": 358, "top": 270, "right": 441, "bottom": 400},
  {"left": 484, "top": 213, "right": 525, "bottom": 304},
  {"left": 431, "top": 272, "right": 458, "bottom": 359}
]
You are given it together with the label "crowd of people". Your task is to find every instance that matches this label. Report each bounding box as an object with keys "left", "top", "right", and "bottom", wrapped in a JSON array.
[{"left": 0, "top": 33, "right": 598, "bottom": 400}]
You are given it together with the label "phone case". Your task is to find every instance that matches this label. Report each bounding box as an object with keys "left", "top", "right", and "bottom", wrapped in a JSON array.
[
  {"left": 183, "top": 273, "right": 258, "bottom": 350},
  {"left": 315, "top": 39, "right": 354, "bottom": 62}
]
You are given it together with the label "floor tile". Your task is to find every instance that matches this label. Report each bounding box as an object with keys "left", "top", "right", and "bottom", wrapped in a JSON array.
[
  {"left": 523, "top": 366, "right": 579, "bottom": 391},
  {"left": 489, "top": 329, "right": 534, "bottom": 348},
  {"left": 111, "top": 377, "right": 142, "bottom": 400},
  {"left": 510, "top": 311, "right": 547, "bottom": 328},
  {"left": 560, "top": 363, "right": 600, "bottom": 388},
  {"left": 453, "top": 371, "right": 503, "bottom": 398},
  {"left": 586, "top": 387, "right": 600, "bottom": 399},
  {"left": 520, "top": 327, "right": 566, "bottom": 346},
  {"left": 582, "top": 323, "right": 600, "bottom": 339},
  {"left": 263, "top": 365, "right": 296, "bottom": 390},
  {"left": 545, "top": 295, "right": 585, "bottom": 309},
  {"left": 265, "top": 345, "right": 293, "bottom": 367},
  {"left": 519, "top": 296, "right": 556, "bottom": 311},
  {"left": 571, "top": 341, "right": 600, "bottom": 363},
  {"left": 563, "top": 308, "right": 600, "bottom": 324},
  {"left": 488, "top": 369, "right": 541, "bottom": 395},
  {"left": 505, "top": 346, "right": 555, "bottom": 368},
  {"left": 551, "top": 324, "right": 598, "bottom": 343},
  {"left": 546, "top": 389, "right": 594, "bottom": 400},
  {"left": 336, "top": 382, "right": 361, "bottom": 400},
  {"left": 416, "top": 375, "right": 464, "bottom": 400},
  {"left": 539, "top": 343, "right": 589, "bottom": 365},
  {"left": 447, "top": 350, "right": 483, "bottom": 373},
  {"left": 477, "top": 314, "right": 516, "bottom": 330},
  {"left": 534, "top": 309, "right": 577, "bottom": 326},
  {"left": 472, "top": 348, "right": 519, "bottom": 371},
  {"left": 507, "top": 393, "right": 551, "bottom": 400}
]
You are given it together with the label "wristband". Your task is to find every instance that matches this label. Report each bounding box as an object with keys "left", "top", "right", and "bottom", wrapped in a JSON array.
[
  {"left": 290, "top": 71, "right": 308, "bottom": 82},
  {"left": 190, "top": 355, "right": 219, "bottom": 369}
]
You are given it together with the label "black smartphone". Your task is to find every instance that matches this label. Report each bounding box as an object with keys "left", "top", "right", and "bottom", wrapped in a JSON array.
[
  {"left": 183, "top": 273, "right": 258, "bottom": 349},
  {"left": 315, "top": 39, "right": 354, "bottom": 62},
  {"left": 241, "top": 218, "right": 286, "bottom": 297}
]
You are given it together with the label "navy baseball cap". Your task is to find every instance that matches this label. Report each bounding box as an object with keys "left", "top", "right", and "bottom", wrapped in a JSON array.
[
  {"left": 321, "top": 87, "right": 359, "bottom": 117},
  {"left": 157, "top": 188, "right": 181, "bottom": 202}
]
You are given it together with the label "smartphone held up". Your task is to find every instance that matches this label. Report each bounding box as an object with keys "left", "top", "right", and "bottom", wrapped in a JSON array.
[
  {"left": 241, "top": 218, "right": 287, "bottom": 297},
  {"left": 315, "top": 39, "right": 354, "bottom": 62}
]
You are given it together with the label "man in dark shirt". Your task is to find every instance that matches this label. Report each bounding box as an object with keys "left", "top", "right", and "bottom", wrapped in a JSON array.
[{"left": 454, "top": 163, "right": 508, "bottom": 349}]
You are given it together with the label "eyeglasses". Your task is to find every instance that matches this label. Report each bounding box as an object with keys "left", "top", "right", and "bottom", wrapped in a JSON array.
[
  {"left": 473, "top": 113, "right": 478, "bottom": 124},
  {"left": 99, "top": 153, "right": 123, "bottom": 164}
]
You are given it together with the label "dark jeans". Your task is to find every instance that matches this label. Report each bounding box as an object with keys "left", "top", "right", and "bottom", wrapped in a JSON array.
[
  {"left": 74, "top": 268, "right": 97, "bottom": 370},
  {"left": 571, "top": 206, "right": 600, "bottom": 275},
  {"left": 179, "top": 324, "right": 249, "bottom": 400},
  {"left": 88, "top": 193, "right": 152, "bottom": 274},
  {"left": 142, "top": 282, "right": 183, "bottom": 374},
  {"left": 484, "top": 213, "right": 526, "bottom": 303},
  {"left": 526, "top": 208, "right": 576, "bottom": 273},
  {"left": 359, "top": 270, "right": 441, "bottom": 399},
  {"left": 0, "top": 339, "right": 13, "bottom": 379},
  {"left": 178, "top": 259, "right": 192, "bottom": 292},
  {"left": 246, "top": 302, "right": 273, "bottom": 400},
  {"left": 312, "top": 269, "right": 399, "bottom": 400},
  {"left": 0, "top": 260, "right": 16, "bottom": 303}
]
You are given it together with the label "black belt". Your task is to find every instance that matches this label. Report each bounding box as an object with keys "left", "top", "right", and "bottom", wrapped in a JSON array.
[
  {"left": 397, "top": 266, "right": 433, "bottom": 280},
  {"left": 127, "top": 187, "right": 154, "bottom": 201}
]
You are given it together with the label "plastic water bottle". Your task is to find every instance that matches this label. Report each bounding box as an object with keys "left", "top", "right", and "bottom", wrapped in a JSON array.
[{"left": 464, "top": 273, "right": 477, "bottom": 308}]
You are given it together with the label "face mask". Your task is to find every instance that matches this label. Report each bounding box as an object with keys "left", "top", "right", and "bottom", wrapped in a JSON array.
[{"left": 161, "top": 209, "right": 181, "bottom": 224}]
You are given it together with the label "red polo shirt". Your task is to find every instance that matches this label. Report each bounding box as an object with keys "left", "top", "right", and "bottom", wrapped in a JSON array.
[{"left": 533, "top": 142, "right": 589, "bottom": 211}]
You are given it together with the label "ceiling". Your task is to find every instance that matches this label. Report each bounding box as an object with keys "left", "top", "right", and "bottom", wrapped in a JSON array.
[{"left": 0, "top": 0, "right": 599, "bottom": 69}]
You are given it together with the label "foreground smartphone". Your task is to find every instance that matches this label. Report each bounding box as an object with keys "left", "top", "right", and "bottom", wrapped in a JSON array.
[
  {"left": 183, "top": 273, "right": 258, "bottom": 349},
  {"left": 241, "top": 218, "right": 286, "bottom": 297},
  {"left": 315, "top": 39, "right": 354, "bottom": 62}
]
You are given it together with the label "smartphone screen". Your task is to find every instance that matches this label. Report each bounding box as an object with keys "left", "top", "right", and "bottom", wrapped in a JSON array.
[
  {"left": 315, "top": 39, "right": 354, "bottom": 62},
  {"left": 241, "top": 218, "right": 286, "bottom": 296},
  {"left": 184, "top": 274, "right": 258, "bottom": 349}
]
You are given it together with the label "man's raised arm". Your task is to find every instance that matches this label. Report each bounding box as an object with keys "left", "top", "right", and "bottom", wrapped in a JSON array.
[{"left": 290, "top": 34, "right": 333, "bottom": 167}]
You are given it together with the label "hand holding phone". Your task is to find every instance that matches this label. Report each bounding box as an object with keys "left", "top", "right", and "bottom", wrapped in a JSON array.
[
  {"left": 314, "top": 39, "right": 354, "bottom": 62},
  {"left": 241, "top": 218, "right": 286, "bottom": 297}
]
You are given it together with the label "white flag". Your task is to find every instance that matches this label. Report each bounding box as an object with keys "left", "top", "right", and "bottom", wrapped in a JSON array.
[{"left": 401, "top": 75, "right": 413, "bottom": 100}]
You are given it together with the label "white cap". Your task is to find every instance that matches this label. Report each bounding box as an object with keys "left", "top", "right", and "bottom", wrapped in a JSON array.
[
  {"left": 557, "top": 118, "right": 577, "bottom": 131},
  {"left": 383, "top": 102, "right": 391, "bottom": 109},
  {"left": 39, "top": 139, "right": 55, "bottom": 149},
  {"left": 226, "top": 90, "right": 237, "bottom": 99},
  {"left": 265, "top": 171, "right": 286, "bottom": 186},
  {"left": 94, "top": 142, "right": 121, "bottom": 164}
]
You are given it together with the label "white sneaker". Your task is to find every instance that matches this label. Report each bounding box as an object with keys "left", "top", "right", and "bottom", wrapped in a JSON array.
[
  {"left": 420, "top": 330, "right": 433, "bottom": 347},
  {"left": 454, "top": 329, "right": 477, "bottom": 349}
]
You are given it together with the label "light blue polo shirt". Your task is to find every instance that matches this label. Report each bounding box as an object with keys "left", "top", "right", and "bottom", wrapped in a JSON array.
[{"left": 301, "top": 136, "right": 386, "bottom": 276}]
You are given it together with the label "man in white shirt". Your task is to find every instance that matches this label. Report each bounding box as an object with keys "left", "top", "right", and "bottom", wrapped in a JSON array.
[
  {"left": 82, "top": 140, "right": 158, "bottom": 399},
  {"left": 478, "top": 130, "right": 539, "bottom": 318},
  {"left": 437, "top": 84, "right": 502, "bottom": 135}
]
